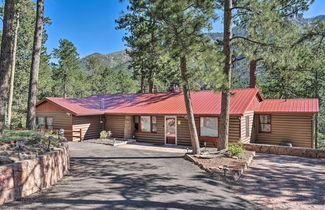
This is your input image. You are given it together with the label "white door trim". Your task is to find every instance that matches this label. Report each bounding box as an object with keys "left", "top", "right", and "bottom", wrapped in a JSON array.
[{"left": 164, "top": 116, "right": 177, "bottom": 145}]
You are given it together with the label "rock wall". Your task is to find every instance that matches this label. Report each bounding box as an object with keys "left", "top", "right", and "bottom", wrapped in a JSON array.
[
  {"left": 244, "top": 143, "right": 325, "bottom": 158},
  {"left": 0, "top": 145, "right": 69, "bottom": 205}
]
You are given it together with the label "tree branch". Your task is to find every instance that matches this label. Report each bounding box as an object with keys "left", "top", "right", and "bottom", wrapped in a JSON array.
[{"left": 231, "top": 36, "right": 274, "bottom": 46}]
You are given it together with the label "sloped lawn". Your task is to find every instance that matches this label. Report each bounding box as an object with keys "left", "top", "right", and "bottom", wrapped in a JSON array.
[{"left": 0, "top": 129, "right": 37, "bottom": 142}]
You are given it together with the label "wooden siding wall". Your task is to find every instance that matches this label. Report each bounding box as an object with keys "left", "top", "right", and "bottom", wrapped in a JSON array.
[
  {"left": 135, "top": 116, "right": 165, "bottom": 144},
  {"left": 72, "top": 115, "right": 103, "bottom": 140},
  {"left": 36, "top": 101, "right": 66, "bottom": 113},
  {"left": 36, "top": 111, "right": 72, "bottom": 140},
  {"left": 240, "top": 111, "right": 254, "bottom": 143},
  {"left": 255, "top": 114, "right": 314, "bottom": 148},
  {"left": 105, "top": 115, "right": 126, "bottom": 138},
  {"left": 36, "top": 112, "right": 72, "bottom": 130}
]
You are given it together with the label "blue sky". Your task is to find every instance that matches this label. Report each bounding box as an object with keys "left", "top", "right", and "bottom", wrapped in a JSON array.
[{"left": 42, "top": 0, "right": 324, "bottom": 58}]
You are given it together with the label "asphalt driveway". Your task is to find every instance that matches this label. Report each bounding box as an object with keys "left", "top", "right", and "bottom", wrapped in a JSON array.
[{"left": 3, "top": 142, "right": 261, "bottom": 210}]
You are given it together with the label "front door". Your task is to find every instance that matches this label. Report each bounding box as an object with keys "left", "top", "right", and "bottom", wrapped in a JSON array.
[{"left": 165, "top": 116, "right": 176, "bottom": 144}]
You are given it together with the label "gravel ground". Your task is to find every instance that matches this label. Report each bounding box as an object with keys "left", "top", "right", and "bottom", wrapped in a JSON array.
[{"left": 235, "top": 153, "right": 325, "bottom": 209}]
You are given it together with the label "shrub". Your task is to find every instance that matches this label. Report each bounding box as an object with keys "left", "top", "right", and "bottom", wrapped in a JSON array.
[
  {"left": 228, "top": 142, "right": 245, "bottom": 157},
  {"left": 100, "top": 130, "right": 112, "bottom": 139}
]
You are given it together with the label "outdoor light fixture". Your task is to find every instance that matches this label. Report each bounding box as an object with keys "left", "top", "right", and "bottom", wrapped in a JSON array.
[{"left": 66, "top": 112, "right": 71, "bottom": 116}]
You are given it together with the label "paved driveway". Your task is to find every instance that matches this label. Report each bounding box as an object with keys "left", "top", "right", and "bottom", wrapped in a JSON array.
[{"left": 3, "top": 142, "right": 261, "bottom": 210}]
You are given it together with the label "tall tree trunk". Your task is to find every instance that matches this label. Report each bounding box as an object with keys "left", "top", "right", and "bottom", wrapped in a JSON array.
[
  {"left": 249, "top": 58, "right": 262, "bottom": 88},
  {"left": 7, "top": 13, "right": 20, "bottom": 127},
  {"left": 63, "top": 72, "right": 67, "bottom": 98},
  {"left": 148, "top": 78, "right": 154, "bottom": 93},
  {"left": 180, "top": 55, "right": 200, "bottom": 155},
  {"left": 140, "top": 73, "right": 145, "bottom": 93},
  {"left": 249, "top": 60, "right": 257, "bottom": 88},
  {"left": 219, "top": 0, "right": 233, "bottom": 151},
  {"left": 26, "top": 0, "right": 44, "bottom": 130},
  {"left": 0, "top": 0, "right": 17, "bottom": 134}
]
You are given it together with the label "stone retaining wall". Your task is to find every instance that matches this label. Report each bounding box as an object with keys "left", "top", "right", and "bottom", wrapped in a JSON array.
[
  {"left": 244, "top": 143, "right": 325, "bottom": 158},
  {"left": 0, "top": 145, "right": 70, "bottom": 205}
]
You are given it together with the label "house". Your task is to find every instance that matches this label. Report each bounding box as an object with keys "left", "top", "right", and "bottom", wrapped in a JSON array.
[{"left": 35, "top": 88, "right": 319, "bottom": 148}]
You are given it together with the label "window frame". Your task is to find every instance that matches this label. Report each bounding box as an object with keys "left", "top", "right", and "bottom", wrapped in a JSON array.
[
  {"left": 258, "top": 114, "right": 272, "bottom": 133},
  {"left": 138, "top": 116, "right": 157, "bottom": 133},
  {"left": 37, "top": 116, "right": 54, "bottom": 130},
  {"left": 199, "top": 117, "right": 219, "bottom": 138},
  {"left": 46, "top": 117, "right": 54, "bottom": 129}
]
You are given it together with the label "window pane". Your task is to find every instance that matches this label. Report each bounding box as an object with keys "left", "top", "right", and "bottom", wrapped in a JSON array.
[
  {"left": 141, "top": 116, "right": 151, "bottom": 132},
  {"left": 37, "top": 117, "right": 45, "bottom": 126},
  {"left": 47, "top": 117, "right": 54, "bottom": 129},
  {"left": 261, "top": 124, "right": 271, "bottom": 132},
  {"left": 260, "top": 115, "right": 270, "bottom": 124},
  {"left": 151, "top": 116, "right": 157, "bottom": 132},
  {"left": 200, "top": 117, "right": 218, "bottom": 137}
]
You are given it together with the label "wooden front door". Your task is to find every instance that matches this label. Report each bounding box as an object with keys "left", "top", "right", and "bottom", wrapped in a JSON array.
[{"left": 165, "top": 117, "right": 176, "bottom": 144}]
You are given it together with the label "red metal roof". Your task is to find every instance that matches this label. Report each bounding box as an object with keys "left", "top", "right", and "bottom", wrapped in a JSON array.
[
  {"left": 37, "top": 89, "right": 319, "bottom": 116},
  {"left": 38, "top": 88, "right": 260, "bottom": 116},
  {"left": 254, "top": 99, "right": 319, "bottom": 113}
]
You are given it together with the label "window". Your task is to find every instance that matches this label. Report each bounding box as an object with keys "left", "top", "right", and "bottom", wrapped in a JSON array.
[
  {"left": 245, "top": 116, "right": 250, "bottom": 137},
  {"left": 151, "top": 116, "right": 157, "bottom": 132},
  {"left": 259, "top": 115, "right": 271, "bottom": 133},
  {"left": 140, "top": 116, "right": 151, "bottom": 132},
  {"left": 47, "top": 117, "right": 54, "bottom": 129},
  {"left": 200, "top": 117, "right": 218, "bottom": 137},
  {"left": 137, "top": 116, "right": 157, "bottom": 133},
  {"left": 37, "top": 116, "right": 54, "bottom": 129},
  {"left": 37, "top": 117, "right": 45, "bottom": 128}
]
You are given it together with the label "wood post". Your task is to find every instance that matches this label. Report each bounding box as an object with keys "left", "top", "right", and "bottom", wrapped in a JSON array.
[{"left": 80, "top": 128, "right": 83, "bottom": 142}]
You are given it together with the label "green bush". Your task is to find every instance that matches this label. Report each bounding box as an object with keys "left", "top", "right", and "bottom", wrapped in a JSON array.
[
  {"left": 100, "top": 130, "right": 112, "bottom": 139},
  {"left": 228, "top": 142, "right": 245, "bottom": 157}
]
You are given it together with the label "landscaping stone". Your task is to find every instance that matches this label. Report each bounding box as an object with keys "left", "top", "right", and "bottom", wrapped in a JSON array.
[
  {"left": 245, "top": 143, "right": 325, "bottom": 158},
  {"left": 86, "top": 138, "right": 136, "bottom": 146},
  {"left": 185, "top": 151, "right": 255, "bottom": 182},
  {"left": 0, "top": 156, "right": 14, "bottom": 165},
  {"left": 0, "top": 144, "right": 70, "bottom": 206}
]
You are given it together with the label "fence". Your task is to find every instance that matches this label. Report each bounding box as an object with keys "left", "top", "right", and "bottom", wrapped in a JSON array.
[{"left": 14, "top": 128, "right": 83, "bottom": 141}]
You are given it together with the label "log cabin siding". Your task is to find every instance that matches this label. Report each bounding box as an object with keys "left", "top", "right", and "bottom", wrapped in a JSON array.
[
  {"left": 255, "top": 114, "right": 314, "bottom": 148},
  {"left": 72, "top": 115, "right": 103, "bottom": 140},
  {"left": 105, "top": 115, "right": 125, "bottom": 138},
  {"left": 240, "top": 111, "right": 254, "bottom": 143},
  {"left": 36, "top": 111, "right": 73, "bottom": 140},
  {"left": 36, "top": 112, "right": 72, "bottom": 130},
  {"left": 135, "top": 116, "right": 165, "bottom": 144},
  {"left": 229, "top": 116, "right": 241, "bottom": 143}
]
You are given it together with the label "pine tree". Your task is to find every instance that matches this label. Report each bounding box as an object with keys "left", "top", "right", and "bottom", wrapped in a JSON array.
[
  {"left": 26, "top": 0, "right": 44, "bottom": 129},
  {"left": 154, "top": 0, "right": 217, "bottom": 154},
  {"left": 0, "top": 0, "right": 17, "bottom": 134},
  {"left": 52, "top": 39, "right": 82, "bottom": 98}
]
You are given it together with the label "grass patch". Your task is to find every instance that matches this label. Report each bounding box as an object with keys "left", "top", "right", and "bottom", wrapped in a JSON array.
[{"left": 0, "top": 129, "right": 38, "bottom": 142}]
